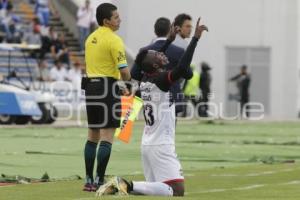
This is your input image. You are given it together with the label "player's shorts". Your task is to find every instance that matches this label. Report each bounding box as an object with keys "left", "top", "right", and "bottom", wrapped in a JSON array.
[
  {"left": 84, "top": 77, "right": 121, "bottom": 129},
  {"left": 141, "top": 145, "right": 184, "bottom": 184}
]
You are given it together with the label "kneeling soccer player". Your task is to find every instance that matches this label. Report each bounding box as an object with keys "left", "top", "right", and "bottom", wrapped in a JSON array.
[{"left": 96, "top": 18, "right": 208, "bottom": 197}]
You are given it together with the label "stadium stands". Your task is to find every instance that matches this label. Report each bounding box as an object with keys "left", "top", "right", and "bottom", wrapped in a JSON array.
[{"left": 0, "top": 0, "right": 85, "bottom": 83}]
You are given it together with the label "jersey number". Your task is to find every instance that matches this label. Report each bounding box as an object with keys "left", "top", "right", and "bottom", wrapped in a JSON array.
[{"left": 143, "top": 104, "right": 155, "bottom": 126}]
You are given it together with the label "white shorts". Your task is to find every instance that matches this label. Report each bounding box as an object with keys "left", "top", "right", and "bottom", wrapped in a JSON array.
[{"left": 141, "top": 145, "right": 184, "bottom": 184}]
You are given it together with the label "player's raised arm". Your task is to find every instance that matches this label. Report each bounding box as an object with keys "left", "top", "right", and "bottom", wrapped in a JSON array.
[{"left": 169, "top": 17, "right": 208, "bottom": 82}]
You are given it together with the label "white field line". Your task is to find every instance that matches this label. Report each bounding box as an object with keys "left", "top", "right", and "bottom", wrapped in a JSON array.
[
  {"left": 187, "top": 180, "right": 300, "bottom": 195},
  {"left": 2, "top": 181, "right": 300, "bottom": 197},
  {"left": 73, "top": 198, "right": 96, "bottom": 200},
  {"left": 0, "top": 185, "right": 16, "bottom": 188},
  {"left": 211, "top": 168, "right": 299, "bottom": 177},
  {"left": 246, "top": 171, "right": 276, "bottom": 176},
  {"left": 233, "top": 184, "right": 265, "bottom": 191},
  {"left": 211, "top": 174, "right": 239, "bottom": 177},
  {"left": 280, "top": 180, "right": 300, "bottom": 185},
  {"left": 74, "top": 196, "right": 125, "bottom": 200}
]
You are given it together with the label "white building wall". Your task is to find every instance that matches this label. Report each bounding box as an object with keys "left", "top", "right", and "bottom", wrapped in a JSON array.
[
  {"left": 75, "top": 0, "right": 299, "bottom": 119},
  {"left": 298, "top": 0, "right": 300, "bottom": 116},
  {"left": 114, "top": 0, "right": 299, "bottom": 119}
]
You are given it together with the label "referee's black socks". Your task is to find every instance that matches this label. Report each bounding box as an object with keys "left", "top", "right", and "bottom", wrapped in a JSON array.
[
  {"left": 96, "top": 141, "right": 112, "bottom": 184},
  {"left": 84, "top": 140, "right": 97, "bottom": 183}
]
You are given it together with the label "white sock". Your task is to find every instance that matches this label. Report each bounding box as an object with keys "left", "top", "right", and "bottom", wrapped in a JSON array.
[{"left": 132, "top": 181, "right": 173, "bottom": 196}]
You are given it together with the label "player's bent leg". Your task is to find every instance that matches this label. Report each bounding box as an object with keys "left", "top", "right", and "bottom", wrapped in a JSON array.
[
  {"left": 115, "top": 177, "right": 173, "bottom": 196},
  {"left": 148, "top": 145, "right": 185, "bottom": 196},
  {"left": 131, "top": 181, "right": 173, "bottom": 196},
  {"left": 96, "top": 176, "right": 174, "bottom": 196},
  {"left": 166, "top": 181, "right": 185, "bottom": 196}
]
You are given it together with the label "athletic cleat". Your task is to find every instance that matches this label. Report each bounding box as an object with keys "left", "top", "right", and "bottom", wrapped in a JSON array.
[
  {"left": 83, "top": 177, "right": 96, "bottom": 192},
  {"left": 95, "top": 178, "right": 118, "bottom": 196},
  {"left": 92, "top": 176, "right": 103, "bottom": 192},
  {"left": 90, "top": 184, "right": 98, "bottom": 192},
  {"left": 114, "top": 177, "right": 131, "bottom": 195},
  {"left": 83, "top": 183, "right": 93, "bottom": 192},
  {"left": 95, "top": 176, "right": 130, "bottom": 196}
]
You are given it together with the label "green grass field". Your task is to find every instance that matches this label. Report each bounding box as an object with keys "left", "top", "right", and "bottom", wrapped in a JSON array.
[{"left": 1, "top": 121, "right": 300, "bottom": 200}]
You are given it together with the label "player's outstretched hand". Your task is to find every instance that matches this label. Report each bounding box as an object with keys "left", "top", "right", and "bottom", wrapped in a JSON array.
[
  {"left": 194, "top": 17, "right": 208, "bottom": 39},
  {"left": 167, "top": 23, "right": 180, "bottom": 42}
]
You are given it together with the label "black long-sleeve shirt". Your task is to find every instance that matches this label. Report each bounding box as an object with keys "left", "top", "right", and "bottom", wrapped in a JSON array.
[{"left": 230, "top": 73, "right": 251, "bottom": 100}]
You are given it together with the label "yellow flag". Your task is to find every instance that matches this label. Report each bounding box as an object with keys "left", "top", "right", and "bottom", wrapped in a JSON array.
[{"left": 115, "top": 96, "right": 143, "bottom": 143}]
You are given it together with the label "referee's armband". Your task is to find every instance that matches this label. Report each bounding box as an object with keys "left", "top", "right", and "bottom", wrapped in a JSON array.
[{"left": 118, "top": 63, "right": 128, "bottom": 69}]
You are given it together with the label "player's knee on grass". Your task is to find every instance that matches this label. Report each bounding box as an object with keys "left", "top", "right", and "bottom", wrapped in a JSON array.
[{"left": 169, "top": 182, "right": 184, "bottom": 196}]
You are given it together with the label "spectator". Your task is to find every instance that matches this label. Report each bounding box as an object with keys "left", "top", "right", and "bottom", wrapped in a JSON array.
[
  {"left": 173, "top": 13, "right": 193, "bottom": 50},
  {"left": 49, "top": 59, "right": 67, "bottom": 81},
  {"left": 35, "top": 0, "right": 50, "bottom": 27},
  {"left": 35, "top": 59, "right": 50, "bottom": 82},
  {"left": 50, "top": 33, "right": 70, "bottom": 66},
  {"left": 230, "top": 65, "right": 251, "bottom": 118},
  {"left": 0, "top": 0, "right": 12, "bottom": 18},
  {"left": 182, "top": 65, "right": 200, "bottom": 117},
  {"left": 199, "top": 62, "right": 212, "bottom": 117},
  {"left": 48, "top": 26, "right": 58, "bottom": 40},
  {"left": 23, "top": 24, "right": 42, "bottom": 58},
  {"left": 29, "top": 17, "right": 41, "bottom": 32},
  {"left": 67, "top": 61, "right": 82, "bottom": 100},
  {"left": 66, "top": 61, "right": 82, "bottom": 87},
  {"left": 0, "top": 4, "right": 22, "bottom": 43},
  {"left": 173, "top": 13, "right": 194, "bottom": 117},
  {"left": 40, "top": 26, "right": 57, "bottom": 59},
  {"left": 77, "top": 0, "right": 93, "bottom": 51},
  {"left": 23, "top": 25, "right": 42, "bottom": 46}
]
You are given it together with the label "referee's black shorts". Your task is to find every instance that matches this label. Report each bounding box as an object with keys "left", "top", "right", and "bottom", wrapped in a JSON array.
[{"left": 84, "top": 77, "right": 121, "bottom": 129}]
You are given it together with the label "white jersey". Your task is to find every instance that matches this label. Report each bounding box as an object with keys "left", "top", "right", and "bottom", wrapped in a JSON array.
[
  {"left": 140, "top": 79, "right": 176, "bottom": 146},
  {"left": 136, "top": 36, "right": 200, "bottom": 183}
]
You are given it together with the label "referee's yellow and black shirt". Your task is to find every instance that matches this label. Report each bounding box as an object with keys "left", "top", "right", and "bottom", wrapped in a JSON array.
[{"left": 85, "top": 26, "right": 128, "bottom": 80}]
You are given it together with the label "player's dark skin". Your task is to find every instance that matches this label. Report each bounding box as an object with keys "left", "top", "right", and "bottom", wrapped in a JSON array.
[{"left": 141, "top": 18, "right": 208, "bottom": 197}]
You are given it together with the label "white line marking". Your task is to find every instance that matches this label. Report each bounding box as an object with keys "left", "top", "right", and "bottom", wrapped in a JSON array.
[
  {"left": 246, "top": 171, "right": 276, "bottom": 176},
  {"left": 211, "top": 174, "right": 239, "bottom": 177},
  {"left": 0, "top": 185, "right": 16, "bottom": 188},
  {"left": 233, "top": 184, "right": 265, "bottom": 190},
  {"left": 187, "top": 180, "right": 300, "bottom": 195},
  {"left": 211, "top": 168, "right": 300, "bottom": 177},
  {"left": 280, "top": 180, "right": 300, "bottom": 185}
]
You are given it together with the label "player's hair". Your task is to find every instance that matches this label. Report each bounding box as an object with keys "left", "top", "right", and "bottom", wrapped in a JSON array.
[
  {"left": 96, "top": 3, "right": 117, "bottom": 26},
  {"left": 154, "top": 17, "right": 171, "bottom": 37},
  {"left": 135, "top": 50, "right": 155, "bottom": 73},
  {"left": 174, "top": 13, "right": 192, "bottom": 27}
]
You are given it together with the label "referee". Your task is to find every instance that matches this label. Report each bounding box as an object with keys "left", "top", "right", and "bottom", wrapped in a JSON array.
[{"left": 82, "top": 3, "right": 131, "bottom": 191}]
